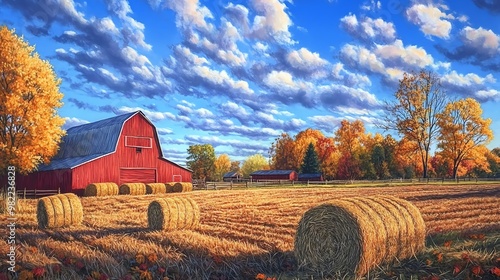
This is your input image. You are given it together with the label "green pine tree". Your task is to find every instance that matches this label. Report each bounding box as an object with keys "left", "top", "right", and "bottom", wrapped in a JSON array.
[{"left": 300, "top": 143, "right": 320, "bottom": 174}]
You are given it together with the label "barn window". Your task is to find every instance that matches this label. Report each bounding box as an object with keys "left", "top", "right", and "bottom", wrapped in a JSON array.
[
  {"left": 136, "top": 147, "right": 142, "bottom": 153},
  {"left": 125, "top": 136, "right": 152, "bottom": 148}
]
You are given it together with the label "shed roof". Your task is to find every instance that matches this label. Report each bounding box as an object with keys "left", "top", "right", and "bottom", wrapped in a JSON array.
[
  {"left": 223, "top": 171, "right": 241, "bottom": 178},
  {"left": 37, "top": 111, "right": 188, "bottom": 172},
  {"left": 298, "top": 173, "right": 323, "bottom": 179},
  {"left": 250, "top": 170, "right": 296, "bottom": 176}
]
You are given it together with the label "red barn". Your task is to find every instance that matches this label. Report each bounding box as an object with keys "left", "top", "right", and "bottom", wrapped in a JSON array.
[
  {"left": 11, "top": 111, "right": 191, "bottom": 195},
  {"left": 250, "top": 170, "right": 298, "bottom": 181}
]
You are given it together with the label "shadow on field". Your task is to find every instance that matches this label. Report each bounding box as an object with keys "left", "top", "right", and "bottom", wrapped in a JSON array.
[{"left": 408, "top": 188, "right": 500, "bottom": 201}]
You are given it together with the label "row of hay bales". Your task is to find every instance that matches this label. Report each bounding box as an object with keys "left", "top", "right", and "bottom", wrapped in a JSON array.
[
  {"left": 37, "top": 193, "right": 200, "bottom": 231},
  {"left": 83, "top": 182, "right": 193, "bottom": 197},
  {"left": 37, "top": 192, "right": 426, "bottom": 278}
]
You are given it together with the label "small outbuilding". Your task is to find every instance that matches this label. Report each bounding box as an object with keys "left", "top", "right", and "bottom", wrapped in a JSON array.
[
  {"left": 222, "top": 171, "right": 242, "bottom": 182},
  {"left": 10, "top": 111, "right": 192, "bottom": 195},
  {"left": 250, "top": 170, "right": 298, "bottom": 181},
  {"left": 298, "top": 173, "right": 324, "bottom": 181}
]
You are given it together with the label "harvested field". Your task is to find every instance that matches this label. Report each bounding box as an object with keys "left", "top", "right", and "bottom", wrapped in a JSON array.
[{"left": 1, "top": 184, "right": 499, "bottom": 279}]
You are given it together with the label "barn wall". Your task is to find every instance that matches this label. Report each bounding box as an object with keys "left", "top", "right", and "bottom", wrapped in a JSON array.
[
  {"left": 117, "top": 114, "right": 158, "bottom": 168},
  {"left": 6, "top": 169, "right": 72, "bottom": 193},
  {"left": 71, "top": 154, "right": 120, "bottom": 191},
  {"left": 157, "top": 158, "right": 192, "bottom": 183}
]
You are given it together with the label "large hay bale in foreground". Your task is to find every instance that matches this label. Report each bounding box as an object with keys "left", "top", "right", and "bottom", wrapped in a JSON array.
[
  {"left": 294, "top": 195, "right": 425, "bottom": 277},
  {"left": 147, "top": 197, "right": 200, "bottom": 231},
  {"left": 37, "top": 193, "right": 83, "bottom": 229},
  {"left": 119, "top": 183, "right": 147, "bottom": 195},
  {"left": 84, "top": 182, "right": 119, "bottom": 197},
  {"left": 172, "top": 182, "right": 193, "bottom": 193},
  {"left": 146, "top": 183, "right": 166, "bottom": 194}
]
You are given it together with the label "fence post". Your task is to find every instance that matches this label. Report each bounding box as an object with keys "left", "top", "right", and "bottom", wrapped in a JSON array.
[
  {"left": 58, "top": 187, "right": 61, "bottom": 194},
  {"left": 34, "top": 188, "right": 37, "bottom": 198},
  {"left": 23, "top": 188, "right": 26, "bottom": 199},
  {"left": 230, "top": 181, "right": 233, "bottom": 190}
]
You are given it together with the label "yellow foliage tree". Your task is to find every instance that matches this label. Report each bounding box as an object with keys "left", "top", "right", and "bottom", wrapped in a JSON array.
[
  {"left": 214, "top": 154, "right": 231, "bottom": 181},
  {"left": 437, "top": 98, "right": 493, "bottom": 179},
  {"left": 241, "top": 154, "right": 269, "bottom": 178},
  {"left": 381, "top": 70, "right": 447, "bottom": 178},
  {"left": 0, "top": 26, "right": 65, "bottom": 174}
]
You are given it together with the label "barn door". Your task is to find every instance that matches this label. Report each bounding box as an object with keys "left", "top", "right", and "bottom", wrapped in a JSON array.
[{"left": 120, "top": 168, "right": 156, "bottom": 184}]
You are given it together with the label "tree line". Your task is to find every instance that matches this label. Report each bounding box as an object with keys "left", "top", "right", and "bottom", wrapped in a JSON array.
[{"left": 188, "top": 71, "right": 499, "bottom": 181}]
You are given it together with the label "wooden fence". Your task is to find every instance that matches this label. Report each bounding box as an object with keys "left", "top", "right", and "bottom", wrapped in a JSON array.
[
  {"left": 16, "top": 188, "right": 60, "bottom": 199},
  {"left": 197, "top": 177, "right": 500, "bottom": 190}
]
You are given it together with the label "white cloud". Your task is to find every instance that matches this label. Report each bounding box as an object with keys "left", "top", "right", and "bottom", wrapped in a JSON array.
[
  {"left": 116, "top": 106, "right": 176, "bottom": 121},
  {"left": 340, "top": 44, "right": 385, "bottom": 73},
  {"left": 63, "top": 117, "right": 90, "bottom": 129},
  {"left": 286, "top": 47, "right": 328, "bottom": 74},
  {"left": 442, "top": 71, "right": 495, "bottom": 87},
  {"left": 406, "top": 4, "right": 453, "bottom": 39},
  {"left": 461, "top": 26, "right": 500, "bottom": 56},
  {"left": 340, "top": 14, "right": 396, "bottom": 43},
  {"left": 249, "top": 0, "right": 295, "bottom": 44},
  {"left": 374, "top": 40, "right": 434, "bottom": 68},
  {"left": 165, "top": 0, "right": 213, "bottom": 32}
]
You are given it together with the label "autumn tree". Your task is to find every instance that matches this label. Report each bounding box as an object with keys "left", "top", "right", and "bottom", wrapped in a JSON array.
[
  {"left": 437, "top": 98, "right": 493, "bottom": 179},
  {"left": 0, "top": 26, "right": 65, "bottom": 174},
  {"left": 269, "top": 133, "right": 299, "bottom": 170},
  {"left": 316, "top": 136, "right": 337, "bottom": 179},
  {"left": 335, "top": 120, "right": 365, "bottom": 154},
  {"left": 186, "top": 144, "right": 216, "bottom": 181},
  {"left": 214, "top": 154, "right": 231, "bottom": 181},
  {"left": 294, "top": 128, "right": 324, "bottom": 169},
  {"left": 381, "top": 70, "right": 447, "bottom": 178},
  {"left": 230, "top": 160, "right": 241, "bottom": 173},
  {"left": 300, "top": 143, "right": 320, "bottom": 174},
  {"left": 334, "top": 120, "right": 365, "bottom": 180},
  {"left": 241, "top": 154, "right": 269, "bottom": 178}
]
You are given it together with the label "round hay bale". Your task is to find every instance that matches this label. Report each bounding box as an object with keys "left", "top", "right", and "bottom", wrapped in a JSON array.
[
  {"left": 146, "top": 183, "right": 167, "bottom": 194},
  {"left": 119, "top": 183, "right": 146, "bottom": 195},
  {"left": 37, "top": 193, "right": 83, "bottom": 229},
  {"left": 378, "top": 195, "right": 426, "bottom": 256},
  {"left": 172, "top": 182, "right": 193, "bottom": 193},
  {"left": 165, "top": 182, "right": 175, "bottom": 193},
  {"left": 294, "top": 195, "right": 426, "bottom": 277},
  {"left": 147, "top": 197, "right": 200, "bottom": 231},
  {"left": 84, "top": 182, "right": 119, "bottom": 197}
]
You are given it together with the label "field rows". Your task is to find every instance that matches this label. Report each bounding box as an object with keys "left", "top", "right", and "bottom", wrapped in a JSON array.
[{"left": 1, "top": 184, "right": 499, "bottom": 279}]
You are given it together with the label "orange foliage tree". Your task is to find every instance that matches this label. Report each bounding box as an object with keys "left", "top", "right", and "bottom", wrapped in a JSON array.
[
  {"left": 0, "top": 26, "right": 65, "bottom": 174},
  {"left": 269, "top": 133, "right": 299, "bottom": 170},
  {"left": 437, "top": 98, "right": 493, "bottom": 179},
  {"left": 316, "top": 136, "right": 338, "bottom": 179},
  {"left": 334, "top": 120, "right": 366, "bottom": 180},
  {"left": 381, "top": 70, "right": 447, "bottom": 178},
  {"left": 294, "top": 128, "right": 324, "bottom": 169}
]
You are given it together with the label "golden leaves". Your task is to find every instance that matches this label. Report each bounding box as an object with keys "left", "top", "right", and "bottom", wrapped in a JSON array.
[{"left": 0, "top": 26, "right": 65, "bottom": 174}]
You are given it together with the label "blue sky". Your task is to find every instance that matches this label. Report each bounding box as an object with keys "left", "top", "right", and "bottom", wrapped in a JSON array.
[{"left": 1, "top": 0, "right": 500, "bottom": 166}]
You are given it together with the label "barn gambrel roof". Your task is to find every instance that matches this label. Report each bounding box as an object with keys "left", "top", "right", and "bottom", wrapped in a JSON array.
[{"left": 37, "top": 111, "right": 189, "bottom": 172}]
